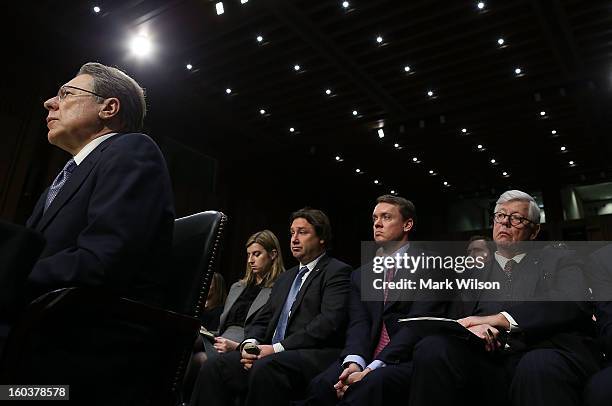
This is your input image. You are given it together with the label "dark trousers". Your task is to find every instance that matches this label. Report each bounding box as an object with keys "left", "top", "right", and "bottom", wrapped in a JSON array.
[
  {"left": 191, "top": 348, "right": 338, "bottom": 406},
  {"left": 409, "top": 335, "right": 590, "bottom": 406},
  {"left": 301, "top": 360, "right": 413, "bottom": 406},
  {"left": 584, "top": 364, "right": 612, "bottom": 406}
]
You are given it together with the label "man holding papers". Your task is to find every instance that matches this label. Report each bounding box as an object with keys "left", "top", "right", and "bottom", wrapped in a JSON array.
[{"left": 408, "top": 190, "right": 598, "bottom": 406}]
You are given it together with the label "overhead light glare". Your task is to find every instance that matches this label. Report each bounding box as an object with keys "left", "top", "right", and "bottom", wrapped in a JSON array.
[
  {"left": 477, "top": 2, "right": 485, "bottom": 10},
  {"left": 342, "top": 1, "right": 349, "bottom": 8},
  {"left": 215, "top": 2, "right": 224, "bottom": 15},
  {"left": 225, "top": 88, "right": 232, "bottom": 94},
  {"left": 256, "top": 35, "right": 263, "bottom": 42},
  {"left": 497, "top": 38, "right": 504, "bottom": 45},
  {"left": 377, "top": 129, "right": 385, "bottom": 138},
  {"left": 294, "top": 64, "right": 301, "bottom": 71},
  {"left": 376, "top": 36, "right": 383, "bottom": 43},
  {"left": 129, "top": 34, "right": 152, "bottom": 57},
  {"left": 186, "top": 64, "right": 193, "bottom": 70},
  {"left": 93, "top": 6, "right": 101, "bottom": 13}
]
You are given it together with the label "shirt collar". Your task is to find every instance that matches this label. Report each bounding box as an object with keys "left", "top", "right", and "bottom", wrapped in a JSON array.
[
  {"left": 73, "top": 132, "right": 117, "bottom": 165},
  {"left": 300, "top": 251, "right": 326, "bottom": 272},
  {"left": 494, "top": 251, "right": 526, "bottom": 269}
]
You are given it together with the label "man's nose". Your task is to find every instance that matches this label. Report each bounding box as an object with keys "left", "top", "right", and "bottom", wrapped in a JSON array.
[{"left": 44, "top": 96, "right": 59, "bottom": 110}]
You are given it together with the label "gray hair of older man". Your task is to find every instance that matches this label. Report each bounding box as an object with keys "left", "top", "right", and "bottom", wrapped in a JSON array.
[
  {"left": 78, "top": 62, "right": 146, "bottom": 133},
  {"left": 494, "top": 189, "right": 541, "bottom": 224}
]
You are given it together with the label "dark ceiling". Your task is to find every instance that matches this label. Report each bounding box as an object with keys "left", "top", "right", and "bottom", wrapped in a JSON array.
[{"left": 6, "top": 0, "right": 612, "bottom": 202}]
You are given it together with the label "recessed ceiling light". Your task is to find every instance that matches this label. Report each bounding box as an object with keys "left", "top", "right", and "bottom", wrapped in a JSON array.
[
  {"left": 129, "top": 34, "right": 153, "bottom": 57},
  {"left": 352, "top": 110, "right": 358, "bottom": 116},
  {"left": 391, "top": 190, "right": 396, "bottom": 194},
  {"left": 427, "top": 90, "right": 434, "bottom": 97},
  {"left": 342, "top": 1, "right": 349, "bottom": 8},
  {"left": 461, "top": 128, "right": 467, "bottom": 134},
  {"left": 560, "top": 146, "right": 566, "bottom": 151},
  {"left": 294, "top": 64, "right": 301, "bottom": 71},
  {"left": 241, "top": 0, "right": 248, "bottom": 4},
  {"left": 335, "top": 155, "right": 342, "bottom": 161},
  {"left": 569, "top": 160, "right": 575, "bottom": 166},
  {"left": 355, "top": 168, "right": 361, "bottom": 173},
  {"left": 490, "top": 158, "right": 496, "bottom": 164},
  {"left": 374, "top": 179, "right": 379, "bottom": 184},
  {"left": 502, "top": 171, "right": 509, "bottom": 177},
  {"left": 259, "top": 109, "right": 266, "bottom": 115},
  {"left": 186, "top": 64, "right": 193, "bottom": 70},
  {"left": 215, "top": 2, "right": 224, "bottom": 15},
  {"left": 225, "top": 88, "right": 232, "bottom": 94},
  {"left": 551, "top": 130, "right": 557, "bottom": 135},
  {"left": 540, "top": 111, "right": 546, "bottom": 116},
  {"left": 376, "top": 36, "right": 383, "bottom": 43},
  {"left": 256, "top": 35, "right": 263, "bottom": 43},
  {"left": 404, "top": 65, "right": 411, "bottom": 72},
  {"left": 394, "top": 143, "right": 400, "bottom": 148},
  {"left": 477, "top": 144, "right": 483, "bottom": 150},
  {"left": 514, "top": 68, "right": 522, "bottom": 75},
  {"left": 93, "top": 6, "right": 101, "bottom": 13},
  {"left": 325, "top": 88, "right": 332, "bottom": 95},
  {"left": 289, "top": 127, "right": 295, "bottom": 133},
  {"left": 377, "top": 129, "right": 385, "bottom": 138},
  {"left": 477, "top": 2, "right": 485, "bottom": 10},
  {"left": 412, "top": 157, "right": 418, "bottom": 162},
  {"left": 443, "top": 181, "right": 449, "bottom": 186},
  {"left": 497, "top": 38, "right": 504, "bottom": 45}
]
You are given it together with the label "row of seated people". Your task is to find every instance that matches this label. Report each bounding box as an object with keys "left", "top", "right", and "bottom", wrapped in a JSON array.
[
  {"left": 4, "top": 61, "right": 610, "bottom": 405},
  {"left": 181, "top": 191, "right": 612, "bottom": 406}
]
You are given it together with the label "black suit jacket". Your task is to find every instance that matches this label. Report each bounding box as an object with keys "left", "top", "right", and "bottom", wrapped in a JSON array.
[
  {"left": 25, "top": 133, "right": 175, "bottom": 306},
  {"left": 587, "top": 244, "right": 612, "bottom": 357},
  {"left": 245, "top": 254, "right": 352, "bottom": 358},
  {"left": 466, "top": 246, "right": 598, "bottom": 372},
  {"left": 341, "top": 247, "right": 449, "bottom": 366}
]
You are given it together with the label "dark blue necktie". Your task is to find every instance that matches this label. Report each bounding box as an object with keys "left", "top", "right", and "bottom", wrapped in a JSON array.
[
  {"left": 44, "top": 158, "right": 77, "bottom": 212},
  {"left": 272, "top": 266, "right": 309, "bottom": 344}
]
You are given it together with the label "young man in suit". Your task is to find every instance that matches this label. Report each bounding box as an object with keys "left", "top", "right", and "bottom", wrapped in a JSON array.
[
  {"left": 408, "top": 190, "right": 599, "bottom": 406},
  {"left": 26, "top": 62, "right": 174, "bottom": 306},
  {"left": 190, "top": 208, "right": 352, "bottom": 406},
  {"left": 300, "top": 195, "right": 448, "bottom": 405}
]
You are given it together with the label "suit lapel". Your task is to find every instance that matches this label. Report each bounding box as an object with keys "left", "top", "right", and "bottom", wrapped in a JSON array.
[
  {"left": 246, "top": 287, "right": 271, "bottom": 322},
  {"left": 288, "top": 254, "right": 330, "bottom": 322},
  {"left": 26, "top": 189, "right": 48, "bottom": 229},
  {"left": 35, "top": 136, "right": 117, "bottom": 232},
  {"left": 219, "top": 283, "right": 245, "bottom": 329}
]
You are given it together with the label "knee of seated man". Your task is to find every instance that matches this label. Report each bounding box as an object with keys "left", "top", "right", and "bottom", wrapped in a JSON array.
[
  {"left": 412, "top": 335, "right": 457, "bottom": 365},
  {"left": 248, "top": 354, "right": 278, "bottom": 384},
  {"left": 515, "top": 349, "right": 565, "bottom": 377}
]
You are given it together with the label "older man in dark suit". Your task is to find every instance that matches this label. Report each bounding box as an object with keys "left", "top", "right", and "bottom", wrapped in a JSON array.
[
  {"left": 15, "top": 62, "right": 174, "bottom": 405},
  {"left": 25, "top": 62, "right": 174, "bottom": 305},
  {"left": 409, "top": 190, "right": 599, "bottom": 406},
  {"left": 190, "top": 208, "right": 352, "bottom": 406}
]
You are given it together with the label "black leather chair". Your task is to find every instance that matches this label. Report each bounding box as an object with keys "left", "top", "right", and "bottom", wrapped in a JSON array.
[{"left": 0, "top": 211, "right": 228, "bottom": 406}]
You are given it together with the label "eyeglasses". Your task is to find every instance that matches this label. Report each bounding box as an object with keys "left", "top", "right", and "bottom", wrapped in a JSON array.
[
  {"left": 492, "top": 212, "right": 534, "bottom": 228},
  {"left": 56, "top": 85, "right": 106, "bottom": 101}
]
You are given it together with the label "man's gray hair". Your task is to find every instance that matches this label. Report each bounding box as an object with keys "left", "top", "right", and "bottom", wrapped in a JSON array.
[
  {"left": 77, "top": 62, "right": 146, "bottom": 132},
  {"left": 495, "top": 189, "right": 541, "bottom": 224}
]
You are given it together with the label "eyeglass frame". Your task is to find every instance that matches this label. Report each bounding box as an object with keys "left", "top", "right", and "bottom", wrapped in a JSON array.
[
  {"left": 56, "top": 85, "right": 107, "bottom": 101},
  {"left": 492, "top": 212, "right": 535, "bottom": 228}
]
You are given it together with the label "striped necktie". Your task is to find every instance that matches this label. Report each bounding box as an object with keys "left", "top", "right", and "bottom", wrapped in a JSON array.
[{"left": 44, "top": 158, "right": 77, "bottom": 212}]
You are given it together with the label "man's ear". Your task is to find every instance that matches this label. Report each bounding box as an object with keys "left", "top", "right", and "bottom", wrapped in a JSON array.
[
  {"left": 403, "top": 218, "right": 414, "bottom": 232},
  {"left": 269, "top": 249, "right": 278, "bottom": 260},
  {"left": 98, "top": 97, "right": 120, "bottom": 120},
  {"left": 529, "top": 224, "right": 541, "bottom": 240}
]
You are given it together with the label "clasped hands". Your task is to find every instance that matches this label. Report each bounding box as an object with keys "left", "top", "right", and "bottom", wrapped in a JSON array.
[
  {"left": 333, "top": 363, "right": 371, "bottom": 399},
  {"left": 458, "top": 313, "right": 510, "bottom": 352},
  {"left": 240, "top": 344, "right": 275, "bottom": 370}
]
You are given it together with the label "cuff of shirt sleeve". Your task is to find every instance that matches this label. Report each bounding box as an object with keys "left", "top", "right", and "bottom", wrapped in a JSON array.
[
  {"left": 366, "top": 360, "right": 386, "bottom": 371},
  {"left": 500, "top": 311, "right": 520, "bottom": 332},
  {"left": 342, "top": 355, "right": 366, "bottom": 371},
  {"left": 272, "top": 342, "right": 285, "bottom": 353}
]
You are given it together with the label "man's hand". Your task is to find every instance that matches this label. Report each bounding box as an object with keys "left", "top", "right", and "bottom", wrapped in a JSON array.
[
  {"left": 458, "top": 314, "right": 510, "bottom": 331},
  {"left": 333, "top": 363, "right": 362, "bottom": 399},
  {"left": 257, "top": 345, "right": 275, "bottom": 359},
  {"left": 213, "top": 337, "right": 239, "bottom": 353},
  {"left": 240, "top": 349, "right": 258, "bottom": 371},
  {"left": 466, "top": 323, "right": 501, "bottom": 352}
]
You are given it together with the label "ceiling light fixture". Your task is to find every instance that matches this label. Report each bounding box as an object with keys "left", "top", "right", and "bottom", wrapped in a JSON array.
[
  {"left": 186, "top": 64, "right": 193, "bottom": 70},
  {"left": 93, "top": 6, "right": 101, "bottom": 13},
  {"left": 377, "top": 129, "right": 385, "bottom": 138},
  {"left": 256, "top": 35, "right": 263, "bottom": 43},
  {"left": 215, "top": 2, "right": 224, "bottom": 15}
]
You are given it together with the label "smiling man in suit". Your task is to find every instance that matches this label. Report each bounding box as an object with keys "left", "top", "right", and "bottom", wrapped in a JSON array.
[
  {"left": 300, "top": 195, "right": 448, "bottom": 405},
  {"left": 190, "top": 208, "right": 352, "bottom": 406},
  {"left": 26, "top": 62, "right": 174, "bottom": 305},
  {"left": 408, "top": 190, "right": 598, "bottom": 406}
]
